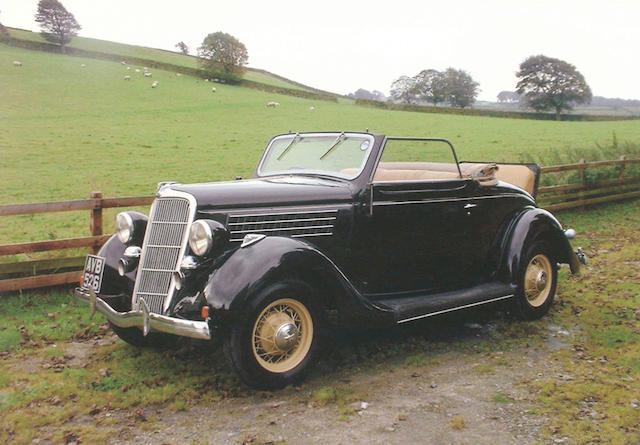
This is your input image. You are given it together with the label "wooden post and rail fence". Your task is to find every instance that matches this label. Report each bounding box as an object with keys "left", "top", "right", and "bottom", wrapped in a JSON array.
[{"left": 0, "top": 157, "right": 638, "bottom": 294}]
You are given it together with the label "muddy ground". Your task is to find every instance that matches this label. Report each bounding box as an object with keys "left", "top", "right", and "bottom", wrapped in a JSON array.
[{"left": 47, "top": 308, "right": 572, "bottom": 445}]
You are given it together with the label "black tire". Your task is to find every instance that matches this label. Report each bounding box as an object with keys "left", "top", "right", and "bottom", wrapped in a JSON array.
[
  {"left": 223, "top": 280, "right": 322, "bottom": 389},
  {"left": 512, "top": 241, "right": 558, "bottom": 320},
  {"left": 109, "top": 322, "right": 172, "bottom": 348}
]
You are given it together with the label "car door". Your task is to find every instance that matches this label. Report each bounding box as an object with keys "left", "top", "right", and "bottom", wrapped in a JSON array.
[{"left": 353, "top": 177, "right": 478, "bottom": 296}]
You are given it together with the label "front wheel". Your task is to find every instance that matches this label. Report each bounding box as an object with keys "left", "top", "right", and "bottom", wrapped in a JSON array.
[
  {"left": 224, "top": 281, "right": 321, "bottom": 389},
  {"left": 513, "top": 241, "right": 558, "bottom": 320}
]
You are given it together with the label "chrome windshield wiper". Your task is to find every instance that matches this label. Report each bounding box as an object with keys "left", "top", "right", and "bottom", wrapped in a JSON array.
[
  {"left": 276, "top": 133, "right": 301, "bottom": 161},
  {"left": 319, "top": 132, "right": 345, "bottom": 160}
]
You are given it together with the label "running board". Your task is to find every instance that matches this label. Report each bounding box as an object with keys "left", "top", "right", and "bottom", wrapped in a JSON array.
[{"left": 375, "top": 282, "right": 516, "bottom": 324}]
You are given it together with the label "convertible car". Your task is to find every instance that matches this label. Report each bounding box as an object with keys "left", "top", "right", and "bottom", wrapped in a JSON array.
[{"left": 76, "top": 132, "right": 585, "bottom": 388}]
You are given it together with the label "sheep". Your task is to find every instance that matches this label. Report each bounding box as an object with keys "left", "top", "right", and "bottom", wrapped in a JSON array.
[
  {"left": 135, "top": 68, "right": 140, "bottom": 73},
  {"left": 126, "top": 66, "right": 131, "bottom": 71},
  {"left": 176, "top": 73, "right": 182, "bottom": 77},
  {"left": 124, "top": 75, "right": 131, "bottom": 81},
  {"left": 266, "top": 101, "right": 280, "bottom": 107},
  {"left": 309, "top": 106, "right": 315, "bottom": 110},
  {"left": 13, "top": 61, "right": 22, "bottom": 67},
  {"left": 81, "top": 64, "right": 86, "bottom": 68},
  {"left": 121, "top": 61, "right": 127, "bottom": 65},
  {"left": 204, "top": 78, "right": 209, "bottom": 82},
  {"left": 144, "top": 72, "right": 152, "bottom": 77},
  {"left": 151, "top": 80, "right": 159, "bottom": 88},
  {"left": 211, "top": 87, "right": 216, "bottom": 92}
]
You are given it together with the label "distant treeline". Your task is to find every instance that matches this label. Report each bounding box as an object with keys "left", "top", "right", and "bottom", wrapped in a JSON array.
[
  {"left": 1, "top": 33, "right": 338, "bottom": 102},
  {"left": 498, "top": 91, "right": 640, "bottom": 109},
  {"left": 355, "top": 99, "right": 640, "bottom": 121},
  {"left": 591, "top": 96, "right": 640, "bottom": 108}
]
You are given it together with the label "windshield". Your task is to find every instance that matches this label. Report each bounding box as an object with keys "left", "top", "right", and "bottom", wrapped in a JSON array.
[{"left": 257, "top": 133, "right": 375, "bottom": 180}]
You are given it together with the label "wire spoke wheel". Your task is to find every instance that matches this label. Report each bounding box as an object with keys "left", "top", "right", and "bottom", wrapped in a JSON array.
[
  {"left": 523, "top": 254, "right": 553, "bottom": 307},
  {"left": 252, "top": 298, "right": 313, "bottom": 373}
]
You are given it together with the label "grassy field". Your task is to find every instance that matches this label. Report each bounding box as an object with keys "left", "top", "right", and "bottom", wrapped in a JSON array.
[
  {"left": 0, "top": 200, "right": 637, "bottom": 443},
  {"left": 6, "top": 27, "right": 314, "bottom": 91},
  {"left": 1, "top": 42, "right": 640, "bottom": 248}
]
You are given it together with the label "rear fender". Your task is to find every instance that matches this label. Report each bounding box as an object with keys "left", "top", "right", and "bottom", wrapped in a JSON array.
[
  {"left": 203, "top": 236, "right": 394, "bottom": 326},
  {"left": 502, "top": 207, "right": 579, "bottom": 285}
]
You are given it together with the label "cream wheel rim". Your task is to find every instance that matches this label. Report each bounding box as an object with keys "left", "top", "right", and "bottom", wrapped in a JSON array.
[
  {"left": 524, "top": 254, "right": 553, "bottom": 307},
  {"left": 252, "top": 298, "right": 313, "bottom": 373}
]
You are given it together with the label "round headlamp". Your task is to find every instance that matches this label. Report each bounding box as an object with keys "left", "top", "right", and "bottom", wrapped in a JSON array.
[
  {"left": 188, "top": 219, "right": 229, "bottom": 257},
  {"left": 116, "top": 212, "right": 134, "bottom": 243},
  {"left": 115, "top": 211, "right": 147, "bottom": 244},
  {"left": 189, "top": 220, "right": 213, "bottom": 256}
]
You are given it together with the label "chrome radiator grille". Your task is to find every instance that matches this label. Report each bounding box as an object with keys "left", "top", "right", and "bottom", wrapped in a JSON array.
[
  {"left": 132, "top": 197, "right": 192, "bottom": 314},
  {"left": 228, "top": 209, "right": 337, "bottom": 242}
]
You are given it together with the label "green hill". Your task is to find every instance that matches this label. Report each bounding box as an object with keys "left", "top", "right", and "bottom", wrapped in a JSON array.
[
  {"left": 1, "top": 42, "right": 639, "bottom": 246},
  {"left": 6, "top": 27, "right": 325, "bottom": 93}
]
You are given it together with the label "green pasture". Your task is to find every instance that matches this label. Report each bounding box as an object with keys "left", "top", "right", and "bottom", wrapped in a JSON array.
[
  {"left": 6, "top": 27, "right": 312, "bottom": 91},
  {"left": 1, "top": 43, "right": 640, "bottom": 248}
]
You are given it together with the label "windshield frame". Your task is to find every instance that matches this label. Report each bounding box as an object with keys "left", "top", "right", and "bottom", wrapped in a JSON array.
[{"left": 255, "top": 132, "right": 376, "bottom": 180}]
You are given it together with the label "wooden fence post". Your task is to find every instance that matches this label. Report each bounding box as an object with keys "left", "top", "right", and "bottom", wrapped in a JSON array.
[
  {"left": 90, "top": 191, "right": 103, "bottom": 254},
  {"left": 619, "top": 155, "right": 627, "bottom": 179},
  {"left": 578, "top": 158, "right": 586, "bottom": 211}
]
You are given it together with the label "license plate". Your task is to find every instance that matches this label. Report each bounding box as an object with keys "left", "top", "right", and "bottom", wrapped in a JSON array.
[{"left": 83, "top": 254, "right": 105, "bottom": 293}]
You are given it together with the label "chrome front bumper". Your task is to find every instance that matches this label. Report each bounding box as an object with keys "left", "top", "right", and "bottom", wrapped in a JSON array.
[{"left": 74, "top": 287, "right": 211, "bottom": 340}]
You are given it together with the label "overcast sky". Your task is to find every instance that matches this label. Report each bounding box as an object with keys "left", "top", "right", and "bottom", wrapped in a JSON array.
[{"left": 3, "top": 0, "right": 639, "bottom": 101}]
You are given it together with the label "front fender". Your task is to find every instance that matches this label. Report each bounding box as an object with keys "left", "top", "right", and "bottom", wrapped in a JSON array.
[
  {"left": 502, "top": 207, "right": 579, "bottom": 285},
  {"left": 204, "top": 236, "right": 394, "bottom": 326}
]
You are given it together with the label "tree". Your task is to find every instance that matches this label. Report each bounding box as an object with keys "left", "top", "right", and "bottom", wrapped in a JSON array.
[
  {"left": 516, "top": 55, "right": 592, "bottom": 120},
  {"left": 371, "top": 90, "right": 388, "bottom": 102},
  {"left": 0, "top": 11, "right": 9, "bottom": 38},
  {"left": 497, "top": 91, "right": 520, "bottom": 103},
  {"left": 175, "top": 41, "right": 189, "bottom": 55},
  {"left": 442, "top": 68, "right": 479, "bottom": 108},
  {"left": 197, "top": 32, "right": 248, "bottom": 81},
  {"left": 349, "top": 88, "right": 387, "bottom": 102},
  {"left": 390, "top": 75, "right": 419, "bottom": 104},
  {"left": 414, "top": 69, "right": 447, "bottom": 106},
  {"left": 34, "top": 0, "right": 81, "bottom": 50}
]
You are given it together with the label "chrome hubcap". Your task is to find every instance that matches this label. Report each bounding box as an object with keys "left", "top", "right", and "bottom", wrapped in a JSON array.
[
  {"left": 536, "top": 271, "right": 547, "bottom": 291},
  {"left": 274, "top": 322, "right": 299, "bottom": 351}
]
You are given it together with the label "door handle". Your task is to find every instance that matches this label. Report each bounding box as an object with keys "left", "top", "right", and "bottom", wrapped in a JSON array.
[{"left": 464, "top": 203, "right": 477, "bottom": 209}]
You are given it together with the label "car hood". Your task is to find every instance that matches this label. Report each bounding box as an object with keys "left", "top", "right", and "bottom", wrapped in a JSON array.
[{"left": 168, "top": 175, "right": 355, "bottom": 212}]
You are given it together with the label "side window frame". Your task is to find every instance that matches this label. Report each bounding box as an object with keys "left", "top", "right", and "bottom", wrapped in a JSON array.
[{"left": 369, "top": 137, "right": 463, "bottom": 183}]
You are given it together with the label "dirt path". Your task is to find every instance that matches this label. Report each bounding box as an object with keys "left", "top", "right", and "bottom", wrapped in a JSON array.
[{"left": 109, "top": 317, "right": 568, "bottom": 445}]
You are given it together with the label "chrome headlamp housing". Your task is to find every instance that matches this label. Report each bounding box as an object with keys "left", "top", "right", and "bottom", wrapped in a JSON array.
[
  {"left": 115, "top": 211, "right": 147, "bottom": 244},
  {"left": 188, "top": 219, "right": 229, "bottom": 257}
]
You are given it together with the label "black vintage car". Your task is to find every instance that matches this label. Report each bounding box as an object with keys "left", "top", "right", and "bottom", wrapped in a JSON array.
[{"left": 76, "top": 132, "right": 584, "bottom": 388}]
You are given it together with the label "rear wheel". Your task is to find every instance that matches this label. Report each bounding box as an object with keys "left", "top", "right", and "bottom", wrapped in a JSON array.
[
  {"left": 513, "top": 241, "right": 557, "bottom": 320},
  {"left": 224, "top": 281, "right": 321, "bottom": 389}
]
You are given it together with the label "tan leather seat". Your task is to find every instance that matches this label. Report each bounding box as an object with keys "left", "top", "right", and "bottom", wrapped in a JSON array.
[
  {"left": 373, "top": 169, "right": 461, "bottom": 181},
  {"left": 343, "top": 161, "right": 535, "bottom": 194},
  {"left": 378, "top": 162, "right": 460, "bottom": 173}
]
